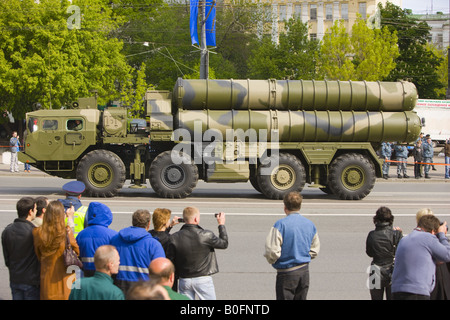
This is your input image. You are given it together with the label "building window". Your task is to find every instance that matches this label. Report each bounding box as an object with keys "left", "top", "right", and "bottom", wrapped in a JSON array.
[
  {"left": 326, "top": 3, "right": 333, "bottom": 20},
  {"left": 279, "top": 5, "right": 287, "bottom": 21},
  {"left": 437, "top": 33, "right": 443, "bottom": 47},
  {"left": 359, "top": 2, "right": 366, "bottom": 19},
  {"left": 264, "top": 5, "right": 272, "bottom": 22},
  {"left": 294, "top": 4, "right": 301, "bottom": 18},
  {"left": 341, "top": 3, "right": 348, "bottom": 20},
  {"left": 310, "top": 33, "right": 317, "bottom": 40},
  {"left": 310, "top": 4, "right": 317, "bottom": 20}
]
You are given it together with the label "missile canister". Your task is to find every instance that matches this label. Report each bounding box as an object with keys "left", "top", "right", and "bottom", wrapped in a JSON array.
[
  {"left": 175, "top": 109, "right": 422, "bottom": 143},
  {"left": 173, "top": 78, "right": 418, "bottom": 112}
]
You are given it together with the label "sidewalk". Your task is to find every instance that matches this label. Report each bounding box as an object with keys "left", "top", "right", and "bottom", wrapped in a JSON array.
[
  {"left": 0, "top": 155, "right": 448, "bottom": 182},
  {"left": 377, "top": 153, "right": 449, "bottom": 183},
  {"left": 0, "top": 163, "right": 51, "bottom": 177}
]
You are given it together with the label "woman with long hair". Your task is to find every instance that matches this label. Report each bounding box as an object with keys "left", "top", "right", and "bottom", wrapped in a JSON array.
[{"left": 33, "top": 200, "right": 80, "bottom": 300}]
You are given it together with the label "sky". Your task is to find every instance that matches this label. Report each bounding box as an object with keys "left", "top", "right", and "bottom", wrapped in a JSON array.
[{"left": 402, "top": 0, "right": 450, "bottom": 14}]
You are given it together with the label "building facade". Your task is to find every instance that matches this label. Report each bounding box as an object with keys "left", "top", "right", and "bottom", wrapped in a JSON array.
[
  {"left": 255, "top": 0, "right": 401, "bottom": 41},
  {"left": 413, "top": 13, "right": 450, "bottom": 49}
]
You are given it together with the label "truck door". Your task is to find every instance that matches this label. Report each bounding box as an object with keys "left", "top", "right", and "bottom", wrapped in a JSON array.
[
  {"left": 64, "top": 118, "right": 87, "bottom": 159},
  {"left": 36, "top": 118, "right": 63, "bottom": 160}
]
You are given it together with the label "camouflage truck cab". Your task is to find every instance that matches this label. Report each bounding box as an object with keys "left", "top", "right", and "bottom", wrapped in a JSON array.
[
  {"left": 21, "top": 108, "right": 99, "bottom": 175},
  {"left": 19, "top": 78, "right": 422, "bottom": 200}
]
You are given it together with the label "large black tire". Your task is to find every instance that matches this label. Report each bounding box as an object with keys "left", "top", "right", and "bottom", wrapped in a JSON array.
[
  {"left": 249, "top": 176, "right": 262, "bottom": 193},
  {"left": 319, "top": 185, "right": 334, "bottom": 195},
  {"left": 328, "top": 153, "right": 376, "bottom": 200},
  {"left": 76, "top": 150, "right": 126, "bottom": 197},
  {"left": 149, "top": 150, "right": 198, "bottom": 198},
  {"left": 257, "top": 153, "right": 306, "bottom": 200}
]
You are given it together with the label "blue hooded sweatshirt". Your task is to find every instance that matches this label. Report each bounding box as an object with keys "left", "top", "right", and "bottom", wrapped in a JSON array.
[
  {"left": 110, "top": 226, "right": 165, "bottom": 283},
  {"left": 76, "top": 202, "right": 118, "bottom": 272}
]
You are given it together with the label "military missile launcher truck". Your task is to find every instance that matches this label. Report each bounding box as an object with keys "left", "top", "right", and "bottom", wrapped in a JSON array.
[{"left": 19, "top": 78, "right": 421, "bottom": 200}]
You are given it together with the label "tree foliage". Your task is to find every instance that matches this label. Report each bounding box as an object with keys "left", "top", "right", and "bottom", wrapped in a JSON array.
[
  {"left": 1, "top": 0, "right": 446, "bottom": 127},
  {"left": 248, "top": 18, "right": 319, "bottom": 79},
  {"left": 0, "top": 0, "right": 142, "bottom": 121},
  {"left": 318, "top": 18, "right": 398, "bottom": 81},
  {"left": 379, "top": 2, "right": 443, "bottom": 98},
  {"left": 120, "top": 1, "right": 262, "bottom": 89}
]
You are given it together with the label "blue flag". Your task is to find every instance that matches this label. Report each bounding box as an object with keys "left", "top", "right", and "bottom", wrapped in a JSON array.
[
  {"left": 190, "top": 0, "right": 216, "bottom": 47},
  {"left": 190, "top": 0, "right": 199, "bottom": 45},
  {"left": 205, "top": 0, "right": 216, "bottom": 46}
]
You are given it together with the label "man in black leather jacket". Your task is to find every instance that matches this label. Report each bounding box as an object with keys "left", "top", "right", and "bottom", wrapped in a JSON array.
[{"left": 167, "top": 206, "right": 228, "bottom": 300}]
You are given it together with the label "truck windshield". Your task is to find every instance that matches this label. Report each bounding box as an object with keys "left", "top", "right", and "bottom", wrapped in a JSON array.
[
  {"left": 27, "top": 117, "right": 38, "bottom": 133},
  {"left": 43, "top": 119, "right": 58, "bottom": 130}
]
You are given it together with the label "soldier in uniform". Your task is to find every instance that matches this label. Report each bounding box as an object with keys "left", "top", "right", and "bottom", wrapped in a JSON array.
[
  {"left": 380, "top": 142, "right": 393, "bottom": 180},
  {"left": 394, "top": 144, "right": 409, "bottom": 179},
  {"left": 59, "top": 181, "right": 88, "bottom": 237}
]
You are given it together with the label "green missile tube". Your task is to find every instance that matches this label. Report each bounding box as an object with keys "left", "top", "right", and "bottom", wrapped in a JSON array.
[
  {"left": 173, "top": 78, "right": 418, "bottom": 112},
  {"left": 175, "top": 109, "right": 421, "bottom": 143}
]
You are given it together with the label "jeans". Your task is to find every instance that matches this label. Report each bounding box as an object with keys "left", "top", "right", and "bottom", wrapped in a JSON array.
[
  {"left": 10, "top": 282, "right": 40, "bottom": 300},
  {"left": 392, "top": 292, "right": 430, "bottom": 300},
  {"left": 445, "top": 156, "right": 450, "bottom": 178},
  {"left": 10, "top": 152, "right": 19, "bottom": 172},
  {"left": 179, "top": 276, "right": 216, "bottom": 300}
]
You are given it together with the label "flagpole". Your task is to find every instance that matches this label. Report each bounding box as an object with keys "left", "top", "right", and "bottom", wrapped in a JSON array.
[{"left": 200, "top": 0, "right": 209, "bottom": 79}]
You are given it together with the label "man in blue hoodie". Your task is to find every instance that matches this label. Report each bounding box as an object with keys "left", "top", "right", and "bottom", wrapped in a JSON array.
[
  {"left": 76, "top": 202, "right": 118, "bottom": 277},
  {"left": 110, "top": 209, "right": 165, "bottom": 294}
]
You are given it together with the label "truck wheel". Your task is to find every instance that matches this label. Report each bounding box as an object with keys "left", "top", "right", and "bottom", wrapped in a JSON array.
[
  {"left": 249, "top": 176, "right": 261, "bottom": 193},
  {"left": 257, "top": 153, "right": 306, "bottom": 200},
  {"left": 149, "top": 150, "right": 198, "bottom": 198},
  {"left": 319, "top": 186, "right": 334, "bottom": 195},
  {"left": 328, "top": 153, "right": 375, "bottom": 200},
  {"left": 76, "top": 150, "right": 126, "bottom": 197}
]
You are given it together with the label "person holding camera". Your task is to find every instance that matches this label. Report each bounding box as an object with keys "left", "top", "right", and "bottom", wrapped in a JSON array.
[
  {"left": 166, "top": 207, "right": 228, "bottom": 300},
  {"left": 9, "top": 131, "right": 20, "bottom": 173},
  {"left": 366, "top": 206, "right": 403, "bottom": 300},
  {"left": 149, "top": 208, "right": 181, "bottom": 253},
  {"left": 391, "top": 215, "right": 450, "bottom": 300},
  {"left": 59, "top": 181, "right": 88, "bottom": 237}
]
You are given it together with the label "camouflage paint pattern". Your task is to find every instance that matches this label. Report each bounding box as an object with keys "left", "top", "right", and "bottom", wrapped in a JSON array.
[
  {"left": 175, "top": 109, "right": 421, "bottom": 144},
  {"left": 173, "top": 78, "right": 417, "bottom": 112}
]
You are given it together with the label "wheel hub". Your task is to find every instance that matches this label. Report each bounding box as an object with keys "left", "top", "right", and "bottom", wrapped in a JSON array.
[
  {"left": 271, "top": 165, "right": 295, "bottom": 190},
  {"left": 94, "top": 167, "right": 109, "bottom": 182},
  {"left": 342, "top": 166, "right": 364, "bottom": 190},
  {"left": 167, "top": 167, "right": 182, "bottom": 183},
  {"left": 162, "top": 165, "right": 185, "bottom": 188},
  {"left": 89, "top": 164, "right": 113, "bottom": 187}
]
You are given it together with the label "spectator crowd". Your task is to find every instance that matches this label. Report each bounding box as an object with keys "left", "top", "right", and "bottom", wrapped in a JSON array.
[{"left": 2, "top": 182, "right": 450, "bottom": 300}]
